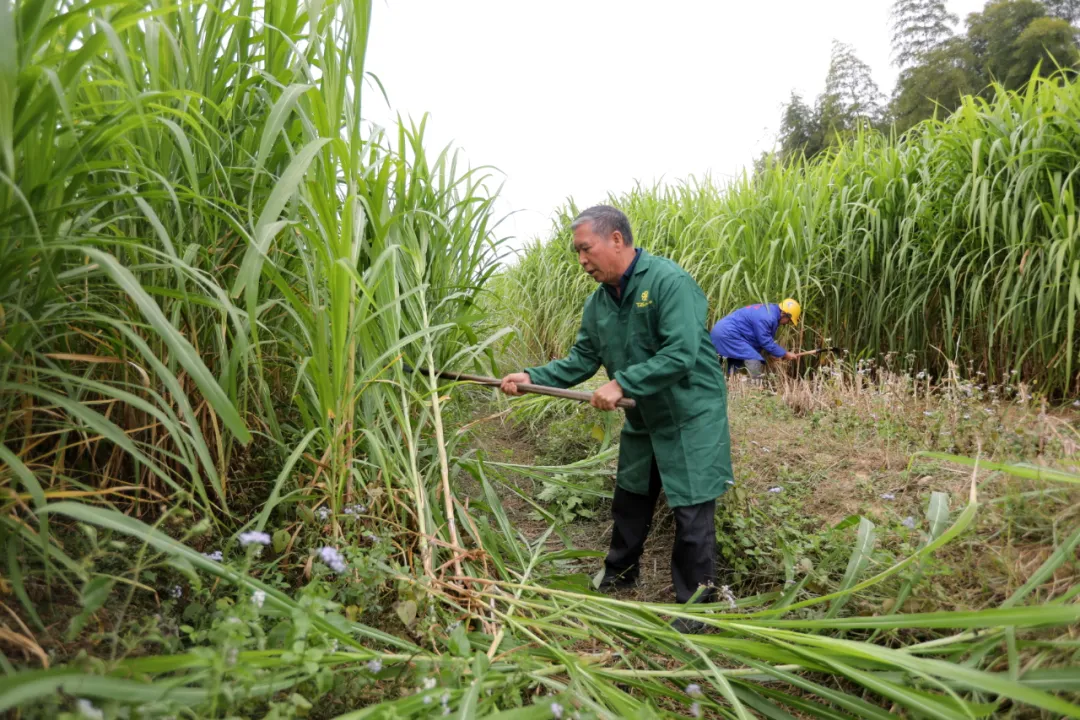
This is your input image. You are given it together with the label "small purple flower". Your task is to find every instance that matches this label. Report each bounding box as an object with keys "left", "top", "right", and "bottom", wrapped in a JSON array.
[
  {"left": 423, "top": 696, "right": 433, "bottom": 704},
  {"left": 686, "top": 683, "right": 702, "bottom": 696},
  {"left": 690, "top": 702, "right": 702, "bottom": 718},
  {"left": 202, "top": 550, "right": 224, "bottom": 562},
  {"left": 367, "top": 658, "right": 382, "bottom": 673},
  {"left": 902, "top": 516, "right": 917, "bottom": 529},
  {"left": 316, "top": 506, "right": 331, "bottom": 521},
  {"left": 365, "top": 533, "right": 379, "bottom": 543},
  {"left": 880, "top": 493, "right": 895, "bottom": 500},
  {"left": 423, "top": 677, "right": 437, "bottom": 690},
  {"left": 239, "top": 531, "right": 271, "bottom": 547},
  {"left": 768, "top": 487, "right": 783, "bottom": 493},
  {"left": 251, "top": 590, "right": 266, "bottom": 608},
  {"left": 170, "top": 585, "right": 183, "bottom": 599},
  {"left": 318, "top": 546, "right": 347, "bottom": 573},
  {"left": 550, "top": 701, "right": 564, "bottom": 718}
]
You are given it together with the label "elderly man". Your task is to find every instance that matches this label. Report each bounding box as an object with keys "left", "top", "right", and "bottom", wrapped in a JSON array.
[{"left": 500, "top": 205, "right": 734, "bottom": 631}]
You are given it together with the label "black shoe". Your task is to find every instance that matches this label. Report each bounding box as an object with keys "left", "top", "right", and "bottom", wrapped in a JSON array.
[
  {"left": 670, "top": 617, "right": 707, "bottom": 634},
  {"left": 597, "top": 573, "right": 638, "bottom": 592}
]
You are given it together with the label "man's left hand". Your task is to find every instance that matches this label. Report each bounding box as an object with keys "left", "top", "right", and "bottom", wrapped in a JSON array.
[{"left": 591, "top": 379, "right": 624, "bottom": 411}]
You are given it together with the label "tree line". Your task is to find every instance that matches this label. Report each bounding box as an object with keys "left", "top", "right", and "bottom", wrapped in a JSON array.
[{"left": 773, "top": 0, "right": 1079, "bottom": 163}]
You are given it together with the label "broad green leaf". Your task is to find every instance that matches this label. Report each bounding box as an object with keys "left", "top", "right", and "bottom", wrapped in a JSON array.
[
  {"left": 827, "top": 517, "right": 876, "bottom": 618},
  {"left": 78, "top": 248, "right": 251, "bottom": 446}
]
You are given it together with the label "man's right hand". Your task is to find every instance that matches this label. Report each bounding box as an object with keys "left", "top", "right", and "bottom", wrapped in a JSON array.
[
  {"left": 783, "top": 351, "right": 799, "bottom": 361},
  {"left": 499, "top": 372, "right": 531, "bottom": 396}
]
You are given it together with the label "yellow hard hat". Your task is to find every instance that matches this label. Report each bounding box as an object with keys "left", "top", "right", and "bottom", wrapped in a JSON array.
[{"left": 779, "top": 298, "right": 801, "bottom": 325}]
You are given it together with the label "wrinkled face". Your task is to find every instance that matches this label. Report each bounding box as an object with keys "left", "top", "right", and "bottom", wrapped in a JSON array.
[{"left": 573, "top": 221, "right": 626, "bottom": 285}]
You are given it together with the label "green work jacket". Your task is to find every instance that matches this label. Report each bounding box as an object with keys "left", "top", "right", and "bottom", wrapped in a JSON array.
[{"left": 526, "top": 251, "right": 734, "bottom": 506}]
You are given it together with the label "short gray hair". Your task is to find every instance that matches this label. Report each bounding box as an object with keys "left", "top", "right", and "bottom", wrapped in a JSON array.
[{"left": 571, "top": 205, "right": 633, "bottom": 247}]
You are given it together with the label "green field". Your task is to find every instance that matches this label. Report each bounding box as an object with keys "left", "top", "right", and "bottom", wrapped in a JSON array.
[
  {"left": 2, "top": 1, "right": 1079, "bottom": 718},
  {"left": 494, "top": 75, "right": 1080, "bottom": 397}
]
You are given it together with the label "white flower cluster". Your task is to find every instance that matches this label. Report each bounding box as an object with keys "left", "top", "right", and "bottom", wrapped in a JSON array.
[
  {"left": 719, "top": 585, "right": 738, "bottom": 611},
  {"left": 318, "top": 546, "right": 347, "bottom": 573},
  {"left": 76, "top": 699, "right": 104, "bottom": 720},
  {"left": 238, "top": 531, "right": 271, "bottom": 547}
]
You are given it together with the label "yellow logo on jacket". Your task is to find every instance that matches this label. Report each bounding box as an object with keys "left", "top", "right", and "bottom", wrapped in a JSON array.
[{"left": 635, "top": 290, "right": 653, "bottom": 309}]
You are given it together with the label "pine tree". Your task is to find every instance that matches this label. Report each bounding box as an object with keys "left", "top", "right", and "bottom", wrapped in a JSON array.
[
  {"left": 890, "top": 0, "right": 959, "bottom": 69},
  {"left": 778, "top": 91, "right": 823, "bottom": 162},
  {"left": 891, "top": 37, "right": 979, "bottom": 133},
  {"left": 817, "top": 41, "right": 886, "bottom": 142}
]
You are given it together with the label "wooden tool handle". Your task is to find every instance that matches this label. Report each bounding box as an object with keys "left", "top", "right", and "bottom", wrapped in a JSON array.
[{"left": 408, "top": 366, "right": 637, "bottom": 410}]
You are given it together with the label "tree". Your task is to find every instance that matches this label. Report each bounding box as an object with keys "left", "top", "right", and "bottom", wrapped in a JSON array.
[
  {"left": 966, "top": 0, "right": 1056, "bottom": 88},
  {"left": 818, "top": 41, "right": 886, "bottom": 144},
  {"left": 1010, "top": 16, "right": 1080, "bottom": 83},
  {"left": 777, "top": 91, "right": 824, "bottom": 162},
  {"left": 1043, "top": 0, "right": 1080, "bottom": 23},
  {"left": 890, "top": 0, "right": 959, "bottom": 69},
  {"left": 891, "top": 38, "right": 980, "bottom": 133}
]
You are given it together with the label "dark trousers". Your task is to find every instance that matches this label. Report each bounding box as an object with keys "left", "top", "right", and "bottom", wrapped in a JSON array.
[
  {"left": 603, "top": 459, "right": 717, "bottom": 603},
  {"left": 720, "top": 356, "right": 765, "bottom": 379}
]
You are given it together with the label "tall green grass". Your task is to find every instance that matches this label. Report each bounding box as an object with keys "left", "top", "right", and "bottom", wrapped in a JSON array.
[
  {"left": 0, "top": 0, "right": 505, "bottom": 680},
  {"left": 495, "top": 77, "right": 1080, "bottom": 396}
]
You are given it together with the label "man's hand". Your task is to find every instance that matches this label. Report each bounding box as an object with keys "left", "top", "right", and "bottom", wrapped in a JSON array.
[
  {"left": 591, "top": 379, "right": 624, "bottom": 411},
  {"left": 782, "top": 351, "right": 799, "bottom": 361},
  {"left": 500, "top": 372, "right": 531, "bottom": 396}
]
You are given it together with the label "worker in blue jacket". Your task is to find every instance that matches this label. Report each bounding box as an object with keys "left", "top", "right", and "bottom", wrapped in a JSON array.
[{"left": 709, "top": 300, "right": 802, "bottom": 379}]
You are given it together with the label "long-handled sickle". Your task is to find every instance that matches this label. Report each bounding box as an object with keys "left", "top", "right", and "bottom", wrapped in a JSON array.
[
  {"left": 795, "top": 347, "right": 846, "bottom": 358},
  {"left": 403, "top": 364, "right": 637, "bottom": 410}
]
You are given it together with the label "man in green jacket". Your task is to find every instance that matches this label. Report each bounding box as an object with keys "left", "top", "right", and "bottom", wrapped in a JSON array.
[{"left": 500, "top": 205, "right": 734, "bottom": 629}]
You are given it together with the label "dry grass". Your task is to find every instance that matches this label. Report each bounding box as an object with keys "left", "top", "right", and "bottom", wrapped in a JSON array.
[{"left": 461, "top": 366, "right": 1080, "bottom": 613}]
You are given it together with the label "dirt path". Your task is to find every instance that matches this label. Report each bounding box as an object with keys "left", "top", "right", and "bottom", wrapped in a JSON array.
[{"left": 457, "top": 378, "right": 1080, "bottom": 608}]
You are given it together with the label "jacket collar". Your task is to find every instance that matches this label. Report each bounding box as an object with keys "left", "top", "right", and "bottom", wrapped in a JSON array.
[{"left": 632, "top": 249, "right": 652, "bottom": 275}]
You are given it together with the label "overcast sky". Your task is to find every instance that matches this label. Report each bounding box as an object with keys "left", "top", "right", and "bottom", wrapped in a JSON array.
[{"left": 364, "top": 0, "right": 987, "bottom": 255}]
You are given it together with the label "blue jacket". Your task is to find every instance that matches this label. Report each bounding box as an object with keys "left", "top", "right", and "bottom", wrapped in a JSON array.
[{"left": 709, "top": 304, "right": 787, "bottom": 361}]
